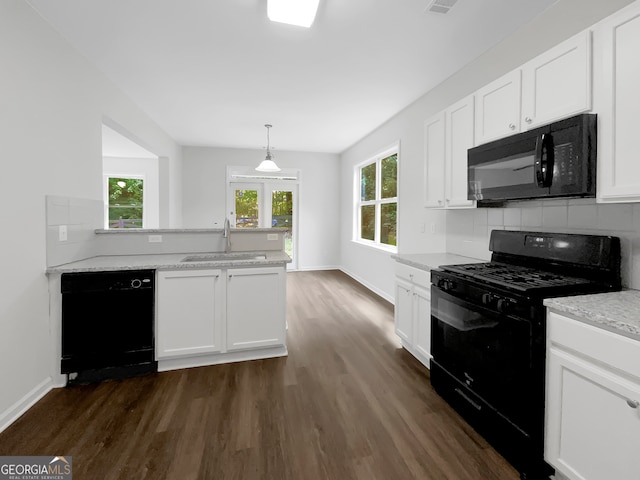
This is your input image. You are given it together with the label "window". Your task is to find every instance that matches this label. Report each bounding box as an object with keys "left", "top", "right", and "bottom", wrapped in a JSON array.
[
  {"left": 107, "top": 177, "right": 144, "bottom": 228},
  {"left": 355, "top": 147, "right": 398, "bottom": 249}
]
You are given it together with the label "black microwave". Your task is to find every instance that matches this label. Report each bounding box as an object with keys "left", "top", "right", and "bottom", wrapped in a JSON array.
[{"left": 468, "top": 113, "right": 597, "bottom": 204}]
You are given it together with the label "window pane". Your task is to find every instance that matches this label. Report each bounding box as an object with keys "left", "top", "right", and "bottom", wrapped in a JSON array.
[
  {"left": 360, "top": 205, "right": 375, "bottom": 241},
  {"left": 361, "top": 163, "right": 376, "bottom": 201},
  {"left": 235, "top": 189, "right": 258, "bottom": 228},
  {"left": 380, "top": 203, "right": 397, "bottom": 246},
  {"left": 272, "top": 190, "right": 293, "bottom": 259},
  {"left": 381, "top": 153, "right": 397, "bottom": 199},
  {"left": 108, "top": 177, "right": 143, "bottom": 228}
]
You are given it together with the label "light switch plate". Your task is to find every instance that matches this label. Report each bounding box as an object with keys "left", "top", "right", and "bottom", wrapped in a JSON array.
[
  {"left": 58, "top": 225, "right": 67, "bottom": 242},
  {"left": 267, "top": 233, "right": 278, "bottom": 241}
]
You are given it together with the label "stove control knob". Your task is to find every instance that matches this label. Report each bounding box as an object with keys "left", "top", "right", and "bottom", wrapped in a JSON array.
[
  {"left": 496, "top": 298, "right": 510, "bottom": 313},
  {"left": 437, "top": 279, "right": 454, "bottom": 291},
  {"left": 481, "top": 293, "right": 493, "bottom": 306}
]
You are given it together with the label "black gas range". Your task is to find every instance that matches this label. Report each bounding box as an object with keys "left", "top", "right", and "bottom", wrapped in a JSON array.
[{"left": 430, "top": 230, "right": 621, "bottom": 480}]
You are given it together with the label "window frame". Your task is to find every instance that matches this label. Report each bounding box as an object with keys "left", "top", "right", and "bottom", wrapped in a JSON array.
[
  {"left": 353, "top": 144, "right": 399, "bottom": 252},
  {"left": 103, "top": 174, "right": 146, "bottom": 229}
]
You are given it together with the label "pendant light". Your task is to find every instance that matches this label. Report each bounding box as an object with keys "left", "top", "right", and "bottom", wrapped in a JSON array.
[{"left": 256, "top": 124, "right": 281, "bottom": 172}]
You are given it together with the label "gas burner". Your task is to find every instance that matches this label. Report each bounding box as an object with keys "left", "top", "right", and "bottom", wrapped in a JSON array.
[{"left": 440, "top": 262, "right": 594, "bottom": 292}]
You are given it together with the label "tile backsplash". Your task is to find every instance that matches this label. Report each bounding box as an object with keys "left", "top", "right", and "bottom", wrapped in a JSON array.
[
  {"left": 46, "top": 195, "right": 103, "bottom": 267},
  {"left": 446, "top": 198, "right": 640, "bottom": 289}
]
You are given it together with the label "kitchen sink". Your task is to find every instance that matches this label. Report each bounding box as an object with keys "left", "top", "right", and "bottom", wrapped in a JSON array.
[{"left": 180, "top": 253, "right": 267, "bottom": 263}]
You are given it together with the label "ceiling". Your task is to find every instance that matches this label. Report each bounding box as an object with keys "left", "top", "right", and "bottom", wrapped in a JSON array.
[{"left": 26, "top": 0, "right": 559, "bottom": 153}]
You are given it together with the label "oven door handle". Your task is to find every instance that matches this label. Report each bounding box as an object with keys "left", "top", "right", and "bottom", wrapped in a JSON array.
[{"left": 431, "top": 285, "right": 527, "bottom": 326}]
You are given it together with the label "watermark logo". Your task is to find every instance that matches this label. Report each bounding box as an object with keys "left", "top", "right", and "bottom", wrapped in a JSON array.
[{"left": 0, "top": 456, "right": 72, "bottom": 480}]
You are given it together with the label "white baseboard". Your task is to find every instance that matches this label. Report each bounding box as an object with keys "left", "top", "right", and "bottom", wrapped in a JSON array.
[
  {"left": 339, "top": 267, "right": 394, "bottom": 304},
  {"left": 0, "top": 378, "right": 53, "bottom": 434},
  {"left": 293, "top": 265, "right": 340, "bottom": 272},
  {"left": 158, "top": 346, "right": 288, "bottom": 372}
]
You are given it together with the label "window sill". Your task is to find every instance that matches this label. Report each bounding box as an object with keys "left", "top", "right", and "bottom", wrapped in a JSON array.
[{"left": 351, "top": 239, "right": 398, "bottom": 254}]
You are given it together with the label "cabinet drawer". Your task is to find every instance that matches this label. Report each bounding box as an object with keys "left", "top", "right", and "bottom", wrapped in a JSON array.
[
  {"left": 395, "top": 263, "right": 430, "bottom": 288},
  {"left": 548, "top": 311, "right": 640, "bottom": 380}
]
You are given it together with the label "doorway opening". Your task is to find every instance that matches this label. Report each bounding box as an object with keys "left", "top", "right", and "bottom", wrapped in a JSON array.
[{"left": 227, "top": 167, "right": 300, "bottom": 270}]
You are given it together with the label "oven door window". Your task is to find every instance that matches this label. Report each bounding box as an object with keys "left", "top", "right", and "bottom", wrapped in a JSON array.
[{"left": 431, "top": 287, "right": 533, "bottom": 431}]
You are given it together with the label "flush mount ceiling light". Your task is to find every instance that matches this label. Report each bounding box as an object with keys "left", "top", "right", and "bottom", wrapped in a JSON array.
[
  {"left": 267, "top": 0, "right": 320, "bottom": 28},
  {"left": 256, "top": 124, "right": 281, "bottom": 172}
]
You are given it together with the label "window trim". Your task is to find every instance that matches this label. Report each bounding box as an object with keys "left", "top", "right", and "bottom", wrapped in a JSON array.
[
  {"left": 103, "top": 174, "right": 146, "bottom": 229},
  {"left": 353, "top": 143, "right": 399, "bottom": 252}
]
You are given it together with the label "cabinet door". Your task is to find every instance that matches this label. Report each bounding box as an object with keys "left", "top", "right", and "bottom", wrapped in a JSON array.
[
  {"left": 413, "top": 285, "right": 431, "bottom": 365},
  {"left": 521, "top": 30, "right": 591, "bottom": 129},
  {"left": 424, "top": 112, "right": 446, "bottom": 208},
  {"left": 226, "top": 267, "right": 286, "bottom": 351},
  {"left": 546, "top": 347, "right": 640, "bottom": 480},
  {"left": 156, "top": 269, "right": 222, "bottom": 358},
  {"left": 445, "top": 95, "right": 476, "bottom": 208},
  {"left": 394, "top": 277, "right": 413, "bottom": 344},
  {"left": 595, "top": 3, "right": 640, "bottom": 202},
  {"left": 475, "top": 70, "right": 521, "bottom": 144}
]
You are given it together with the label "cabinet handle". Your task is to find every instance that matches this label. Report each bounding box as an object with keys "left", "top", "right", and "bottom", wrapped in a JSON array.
[
  {"left": 509, "top": 123, "right": 516, "bottom": 130},
  {"left": 409, "top": 274, "right": 414, "bottom": 280},
  {"left": 627, "top": 399, "right": 639, "bottom": 409},
  {"left": 437, "top": 200, "right": 443, "bottom": 205},
  {"left": 445, "top": 198, "right": 450, "bottom": 203},
  {"left": 525, "top": 116, "right": 533, "bottom": 124}
]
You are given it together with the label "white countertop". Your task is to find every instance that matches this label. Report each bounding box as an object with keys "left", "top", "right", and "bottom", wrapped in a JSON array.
[
  {"left": 46, "top": 251, "right": 291, "bottom": 274},
  {"left": 544, "top": 290, "right": 640, "bottom": 341},
  {"left": 392, "top": 253, "right": 486, "bottom": 271}
]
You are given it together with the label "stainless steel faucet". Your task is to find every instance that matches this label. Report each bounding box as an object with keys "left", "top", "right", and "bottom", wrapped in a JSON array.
[{"left": 223, "top": 217, "right": 232, "bottom": 253}]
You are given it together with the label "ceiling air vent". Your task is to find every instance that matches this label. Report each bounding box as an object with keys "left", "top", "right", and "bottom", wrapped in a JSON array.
[{"left": 426, "top": 0, "right": 459, "bottom": 14}]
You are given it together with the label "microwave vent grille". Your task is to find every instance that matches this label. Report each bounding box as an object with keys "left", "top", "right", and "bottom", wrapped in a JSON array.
[{"left": 425, "top": 0, "right": 459, "bottom": 14}]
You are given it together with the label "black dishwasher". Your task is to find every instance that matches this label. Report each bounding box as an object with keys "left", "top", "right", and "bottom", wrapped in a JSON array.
[{"left": 61, "top": 270, "right": 157, "bottom": 385}]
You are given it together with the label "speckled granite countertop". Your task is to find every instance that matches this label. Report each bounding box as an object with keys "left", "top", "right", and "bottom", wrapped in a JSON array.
[
  {"left": 544, "top": 290, "right": 640, "bottom": 341},
  {"left": 46, "top": 251, "right": 291, "bottom": 274},
  {"left": 392, "top": 253, "right": 486, "bottom": 272}
]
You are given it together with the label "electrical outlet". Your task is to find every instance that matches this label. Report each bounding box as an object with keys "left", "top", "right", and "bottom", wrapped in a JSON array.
[
  {"left": 58, "top": 225, "right": 67, "bottom": 242},
  {"left": 267, "top": 233, "right": 278, "bottom": 241},
  {"left": 148, "top": 235, "right": 163, "bottom": 243},
  {"left": 430, "top": 223, "right": 436, "bottom": 234},
  {"left": 419, "top": 222, "right": 426, "bottom": 233}
]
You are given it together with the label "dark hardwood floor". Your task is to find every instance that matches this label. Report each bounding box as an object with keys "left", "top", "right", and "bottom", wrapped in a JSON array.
[{"left": 0, "top": 270, "right": 519, "bottom": 479}]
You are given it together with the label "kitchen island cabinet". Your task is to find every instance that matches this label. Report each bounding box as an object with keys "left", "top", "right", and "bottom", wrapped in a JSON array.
[
  {"left": 156, "top": 265, "right": 287, "bottom": 371},
  {"left": 226, "top": 267, "right": 286, "bottom": 351},
  {"left": 545, "top": 310, "right": 640, "bottom": 480},
  {"left": 156, "top": 269, "right": 223, "bottom": 358}
]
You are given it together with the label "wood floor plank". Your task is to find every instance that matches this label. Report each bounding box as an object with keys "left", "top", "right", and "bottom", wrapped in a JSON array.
[{"left": 0, "top": 270, "right": 519, "bottom": 479}]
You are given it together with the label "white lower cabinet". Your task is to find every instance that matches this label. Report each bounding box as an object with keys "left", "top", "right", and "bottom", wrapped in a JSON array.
[
  {"left": 156, "top": 265, "right": 286, "bottom": 366},
  {"left": 394, "top": 262, "right": 431, "bottom": 368},
  {"left": 226, "top": 267, "right": 286, "bottom": 351},
  {"left": 156, "top": 269, "right": 223, "bottom": 358},
  {"left": 545, "top": 311, "right": 640, "bottom": 480}
]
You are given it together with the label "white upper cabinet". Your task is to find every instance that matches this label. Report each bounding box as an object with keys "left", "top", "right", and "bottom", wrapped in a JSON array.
[
  {"left": 594, "top": 1, "right": 640, "bottom": 203},
  {"left": 445, "top": 95, "right": 476, "bottom": 208},
  {"left": 424, "top": 96, "right": 476, "bottom": 209},
  {"left": 521, "top": 30, "right": 592, "bottom": 129},
  {"left": 475, "top": 70, "right": 522, "bottom": 144},
  {"left": 423, "top": 112, "right": 446, "bottom": 208}
]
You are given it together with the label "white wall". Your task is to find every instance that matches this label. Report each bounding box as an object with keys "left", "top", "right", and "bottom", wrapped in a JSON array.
[
  {"left": 182, "top": 146, "right": 340, "bottom": 270},
  {"left": 339, "top": 0, "right": 634, "bottom": 302},
  {"left": 0, "top": 0, "right": 182, "bottom": 432},
  {"left": 103, "top": 156, "right": 161, "bottom": 229}
]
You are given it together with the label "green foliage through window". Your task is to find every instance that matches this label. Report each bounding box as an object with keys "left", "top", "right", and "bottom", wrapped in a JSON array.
[
  {"left": 356, "top": 149, "right": 398, "bottom": 248},
  {"left": 108, "top": 177, "right": 143, "bottom": 228}
]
